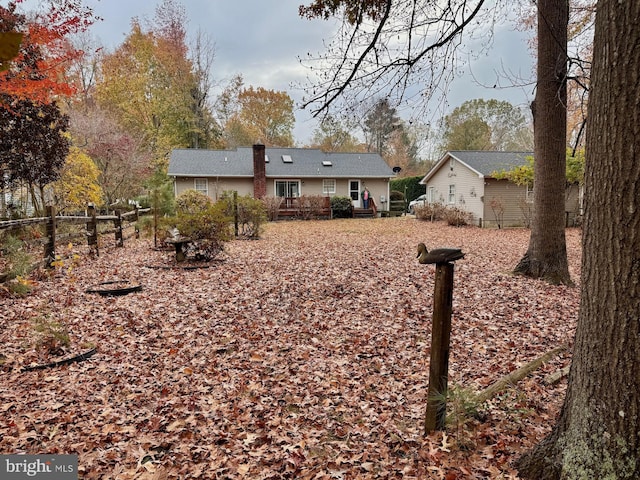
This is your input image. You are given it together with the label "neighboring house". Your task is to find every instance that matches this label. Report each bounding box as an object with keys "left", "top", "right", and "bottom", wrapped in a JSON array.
[
  {"left": 1, "top": 183, "right": 35, "bottom": 218},
  {"left": 168, "top": 144, "right": 396, "bottom": 212},
  {"left": 419, "top": 150, "right": 581, "bottom": 228}
]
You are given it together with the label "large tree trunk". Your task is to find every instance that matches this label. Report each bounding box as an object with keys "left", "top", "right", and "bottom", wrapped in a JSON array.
[
  {"left": 513, "top": 0, "right": 571, "bottom": 285},
  {"left": 516, "top": 1, "right": 640, "bottom": 478}
]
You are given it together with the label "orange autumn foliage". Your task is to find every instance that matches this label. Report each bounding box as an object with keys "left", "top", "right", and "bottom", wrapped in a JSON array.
[{"left": 0, "top": 0, "right": 95, "bottom": 105}]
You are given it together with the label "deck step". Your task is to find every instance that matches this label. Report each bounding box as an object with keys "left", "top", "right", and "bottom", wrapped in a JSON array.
[{"left": 353, "top": 208, "right": 376, "bottom": 218}]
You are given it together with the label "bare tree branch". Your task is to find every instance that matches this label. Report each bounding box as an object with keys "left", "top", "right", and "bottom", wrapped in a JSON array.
[{"left": 299, "top": 0, "right": 495, "bottom": 119}]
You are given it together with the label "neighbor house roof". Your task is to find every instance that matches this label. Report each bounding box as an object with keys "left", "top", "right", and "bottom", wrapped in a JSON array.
[
  {"left": 420, "top": 150, "right": 533, "bottom": 184},
  {"left": 169, "top": 147, "right": 395, "bottom": 179}
]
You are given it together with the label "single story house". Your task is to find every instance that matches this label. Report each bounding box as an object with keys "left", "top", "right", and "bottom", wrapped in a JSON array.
[
  {"left": 419, "top": 150, "right": 581, "bottom": 227},
  {"left": 168, "top": 144, "right": 396, "bottom": 212}
]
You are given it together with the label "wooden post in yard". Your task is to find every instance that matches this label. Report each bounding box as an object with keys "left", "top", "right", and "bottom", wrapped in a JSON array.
[
  {"left": 87, "top": 204, "right": 98, "bottom": 256},
  {"left": 115, "top": 210, "right": 123, "bottom": 247},
  {"left": 424, "top": 262, "right": 455, "bottom": 434},
  {"left": 416, "top": 243, "right": 464, "bottom": 434},
  {"left": 44, "top": 206, "right": 56, "bottom": 268}
]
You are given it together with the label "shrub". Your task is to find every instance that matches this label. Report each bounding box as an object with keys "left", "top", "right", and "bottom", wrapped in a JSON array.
[
  {"left": 176, "top": 189, "right": 212, "bottom": 215},
  {"left": 330, "top": 196, "right": 353, "bottom": 218},
  {"left": 164, "top": 193, "right": 233, "bottom": 260},
  {"left": 1, "top": 234, "right": 33, "bottom": 284},
  {"left": 135, "top": 215, "right": 155, "bottom": 238},
  {"left": 518, "top": 196, "right": 533, "bottom": 228},
  {"left": 219, "top": 192, "right": 267, "bottom": 238},
  {"left": 296, "top": 195, "right": 328, "bottom": 220},
  {"left": 33, "top": 315, "right": 70, "bottom": 356},
  {"left": 443, "top": 206, "right": 473, "bottom": 226},
  {"left": 235, "top": 195, "right": 268, "bottom": 238},
  {"left": 489, "top": 197, "right": 505, "bottom": 229},
  {"left": 415, "top": 202, "right": 446, "bottom": 222},
  {"left": 262, "top": 196, "right": 284, "bottom": 221},
  {"left": 390, "top": 190, "right": 405, "bottom": 201}
]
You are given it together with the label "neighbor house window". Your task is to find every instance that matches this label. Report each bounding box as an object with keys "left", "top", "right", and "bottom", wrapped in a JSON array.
[
  {"left": 322, "top": 179, "right": 336, "bottom": 194},
  {"left": 427, "top": 186, "right": 435, "bottom": 203},
  {"left": 194, "top": 178, "right": 208, "bottom": 195},
  {"left": 448, "top": 185, "right": 456, "bottom": 204},
  {"left": 275, "top": 180, "right": 300, "bottom": 198},
  {"left": 526, "top": 184, "right": 534, "bottom": 203}
]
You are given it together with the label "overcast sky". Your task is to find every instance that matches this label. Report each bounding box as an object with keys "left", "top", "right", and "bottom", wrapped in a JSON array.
[{"left": 20, "top": 0, "right": 536, "bottom": 146}]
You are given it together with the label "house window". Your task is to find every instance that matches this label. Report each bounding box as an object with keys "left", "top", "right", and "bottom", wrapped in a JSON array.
[
  {"left": 448, "top": 185, "right": 456, "bottom": 204},
  {"left": 526, "top": 184, "right": 534, "bottom": 203},
  {"left": 194, "top": 178, "right": 208, "bottom": 195},
  {"left": 275, "top": 180, "right": 300, "bottom": 198},
  {"left": 427, "top": 186, "right": 435, "bottom": 203},
  {"left": 322, "top": 179, "right": 336, "bottom": 194}
]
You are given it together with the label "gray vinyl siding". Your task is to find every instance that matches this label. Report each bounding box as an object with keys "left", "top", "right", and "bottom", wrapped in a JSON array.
[
  {"left": 420, "top": 151, "right": 583, "bottom": 228},
  {"left": 483, "top": 179, "right": 529, "bottom": 227}
]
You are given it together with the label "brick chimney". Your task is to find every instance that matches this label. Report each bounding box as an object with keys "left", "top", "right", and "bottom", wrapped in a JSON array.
[{"left": 252, "top": 143, "right": 266, "bottom": 199}]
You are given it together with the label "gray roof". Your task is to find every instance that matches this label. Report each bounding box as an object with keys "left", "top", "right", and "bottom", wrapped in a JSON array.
[
  {"left": 422, "top": 150, "right": 533, "bottom": 183},
  {"left": 449, "top": 151, "right": 533, "bottom": 176},
  {"left": 168, "top": 147, "right": 394, "bottom": 179}
]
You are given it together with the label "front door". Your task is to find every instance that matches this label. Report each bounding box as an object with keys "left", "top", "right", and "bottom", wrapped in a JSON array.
[{"left": 349, "top": 180, "right": 361, "bottom": 208}]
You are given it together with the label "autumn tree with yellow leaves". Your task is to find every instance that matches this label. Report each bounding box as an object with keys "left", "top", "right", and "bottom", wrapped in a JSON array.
[{"left": 50, "top": 146, "right": 103, "bottom": 214}]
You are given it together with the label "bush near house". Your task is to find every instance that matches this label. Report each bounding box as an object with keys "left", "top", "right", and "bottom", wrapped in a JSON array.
[
  {"left": 330, "top": 196, "right": 353, "bottom": 218},
  {"left": 175, "top": 189, "right": 212, "bottom": 215},
  {"left": 262, "top": 196, "right": 284, "bottom": 221},
  {"left": 225, "top": 193, "right": 267, "bottom": 239},
  {"left": 414, "top": 202, "right": 446, "bottom": 222},
  {"left": 443, "top": 206, "right": 473, "bottom": 226},
  {"left": 415, "top": 203, "right": 473, "bottom": 226},
  {"left": 296, "top": 195, "right": 329, "bottom": 220},
  {"left": 163, "top": 190, "right": 233, "bottom": 260}
]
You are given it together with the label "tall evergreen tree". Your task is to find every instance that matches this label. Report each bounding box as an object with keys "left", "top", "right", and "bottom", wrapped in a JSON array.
[{"left": 363, "top": 98, "right": 401, "bottom": 155}]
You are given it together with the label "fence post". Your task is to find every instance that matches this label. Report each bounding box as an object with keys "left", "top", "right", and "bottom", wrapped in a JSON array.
[
  {"left": 153, "top": 206, "right": 158, "bottom": 248},
  {"left": 115, "top": 210, "right": 123, "bottom": 247},
  {"left": 234, "top": 191, "right": 239, "bottom": 237},
  {"left": 87, "top": 204, "right": 98, "bottom": 256},
  {"left": 44, "top": 206, "right": 56, "bottom": 268}
]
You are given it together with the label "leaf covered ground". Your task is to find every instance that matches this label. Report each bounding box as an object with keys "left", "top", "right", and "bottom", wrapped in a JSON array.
[{"left": 0, "top": 218, "right": 582, "bottom": 479}]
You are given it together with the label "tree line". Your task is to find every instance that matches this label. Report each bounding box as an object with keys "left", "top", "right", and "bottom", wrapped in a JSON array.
[{"left": 0, "top": 0, "right": 545, "bottom": 219}]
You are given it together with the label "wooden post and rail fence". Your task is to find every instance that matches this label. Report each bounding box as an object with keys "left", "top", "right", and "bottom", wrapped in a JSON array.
[{"left": 0, "top": 206, "right": 151, "bottom": 273}]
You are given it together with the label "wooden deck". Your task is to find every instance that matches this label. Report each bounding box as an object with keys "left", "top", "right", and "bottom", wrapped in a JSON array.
[
  {"left": 277, "top": 196, "right": 331, "bottom": 219},
  {"left": 275, "top": 197, "right": 378, "bottom": 219}
]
